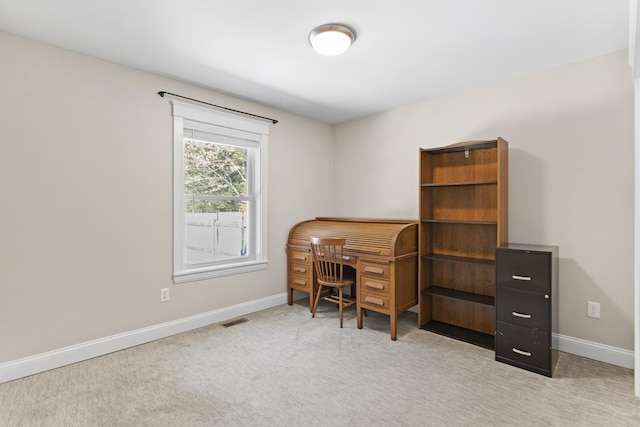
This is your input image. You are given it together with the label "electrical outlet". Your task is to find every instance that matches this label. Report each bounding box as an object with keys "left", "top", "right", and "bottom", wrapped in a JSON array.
[
  {"left": 587, "top": 301, "right": 600, "bottom": 318},
  {"left": 160, "top": 288, "right": 170, "bottom": 302}
]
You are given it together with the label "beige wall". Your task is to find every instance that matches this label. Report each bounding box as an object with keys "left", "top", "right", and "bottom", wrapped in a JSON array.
[
  {"left": 0, "top": 30, "right": 634, "bottom": 364},
  {"left": 334, "top": 50, "right": 634, "bottom": 350},
  {"left": 0, "top": 32, "right": 334, "bottom": 363}
]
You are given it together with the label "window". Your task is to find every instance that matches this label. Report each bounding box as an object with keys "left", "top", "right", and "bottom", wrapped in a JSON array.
[{"left": 171, "top": 101, "right": 270, "bottom": 283}]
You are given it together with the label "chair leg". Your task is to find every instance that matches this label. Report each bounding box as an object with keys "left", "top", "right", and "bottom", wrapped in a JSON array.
[
  {"left": 311, "top": 284, "right": 324, "bottom": 318},
  {"left": 338, "top": 288, "right": 344, "bottom": 328}
]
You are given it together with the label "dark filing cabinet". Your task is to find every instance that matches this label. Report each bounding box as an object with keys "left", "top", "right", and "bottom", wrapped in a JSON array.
[{"left": 495, "top": 243, "right": 559, "bottom": 377}]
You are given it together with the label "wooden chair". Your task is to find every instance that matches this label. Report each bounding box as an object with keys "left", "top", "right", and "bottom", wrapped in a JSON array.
[{"left": 310, "top": 236, "right": 356, "bottom": 328}]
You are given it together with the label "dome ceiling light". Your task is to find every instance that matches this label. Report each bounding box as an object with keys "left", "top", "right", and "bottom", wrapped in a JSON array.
[{"left": 309, "top": 24, "right": 355, "bottom": 56}]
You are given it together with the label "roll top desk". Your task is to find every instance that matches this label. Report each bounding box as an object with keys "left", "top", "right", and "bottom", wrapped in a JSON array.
[{"left": 286, "top": 217, "right": 418, "bottom": 340}]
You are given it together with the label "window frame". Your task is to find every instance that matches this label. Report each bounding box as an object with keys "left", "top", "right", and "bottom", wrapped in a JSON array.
[{"left": 171, "top": 100, "right": 269, "bottom": 284}]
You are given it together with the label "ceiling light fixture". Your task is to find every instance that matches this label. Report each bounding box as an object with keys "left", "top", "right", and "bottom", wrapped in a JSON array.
[{"left": 309, "top": 24, "right": 355, "bottom": 56}]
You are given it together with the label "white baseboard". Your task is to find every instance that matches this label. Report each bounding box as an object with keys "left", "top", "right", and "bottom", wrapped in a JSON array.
[
  {"left": 1, "top": 298, "right": 634, "bottom": 384},
  {"left": 553, "top": 333, "right": 634, "bottom": 369},
  {"left": 0, "top": 292, "right": 288, "bottom": 384}
]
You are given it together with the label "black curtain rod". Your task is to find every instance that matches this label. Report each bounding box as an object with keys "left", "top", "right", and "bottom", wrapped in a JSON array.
[{"left": 157, "top": 91, "right": 278, "bottom": 124}]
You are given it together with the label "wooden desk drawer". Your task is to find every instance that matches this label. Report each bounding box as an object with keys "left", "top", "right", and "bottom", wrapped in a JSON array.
[
  {"left": 360, "top": 292, "right": 390, "bottom": 310},
  {"left": 361, "top": 277, "right": 390, "bottom": 295},
  {"left": 496, "top": 286, "right": 550, "bottom": 330},
  {"left": 360, "top": 260, "right": 390, "bottom": 279},
  {"left": 341, "top": 254, "right": 358, "bottom": 268},
  {"left": 289, "top": 262, "right": 311, "bottom": 277},
  {"left": 496, "top": 321, "right": 550, "bottom": 371},
  {"left": 290, "top": 250, "right": 311, "bottom": 263},
  {"left": 496, "top": 250, "right": 551, "bottom": 293},
  {"left": 288, "top": 274, "right": 311, "bottom": 290}
]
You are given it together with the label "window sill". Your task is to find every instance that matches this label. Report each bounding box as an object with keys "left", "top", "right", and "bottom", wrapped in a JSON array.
[{"left": 173, "top": 260, "right": 269, "bottom": 284}]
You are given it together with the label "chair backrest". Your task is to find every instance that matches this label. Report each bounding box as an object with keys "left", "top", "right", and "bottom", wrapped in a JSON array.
[{"left": 309, "top": 236, "right": 346, "bottom": 284}]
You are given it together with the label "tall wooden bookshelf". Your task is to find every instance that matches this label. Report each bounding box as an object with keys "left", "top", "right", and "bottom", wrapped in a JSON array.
[{"left": 418, "top": 138, "right": 508, "bottom": 349}]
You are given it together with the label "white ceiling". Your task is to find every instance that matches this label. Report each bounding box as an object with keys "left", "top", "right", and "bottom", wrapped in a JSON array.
[{"left": 0, "top": 0, "right": 631, "bottom": 124}]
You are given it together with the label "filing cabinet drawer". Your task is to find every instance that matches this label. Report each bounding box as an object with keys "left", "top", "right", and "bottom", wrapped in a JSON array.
[
  {"left": 361, "top": 276, "right": 390, "bottom": 296},
  {"left": 496, "top": 286, "right": 550, "bottom": 330},
  {"left": 360, "top": 292, "right": 390, "bottom": 311},
  {"left": 496, "top": 321, "right": 550, "bottom": 372},
  {"left": 496, "top": 250, "right": 550, "bottom": 293},
  {"left": 360, "top": 260, "right": 390, "bottom": 279}
]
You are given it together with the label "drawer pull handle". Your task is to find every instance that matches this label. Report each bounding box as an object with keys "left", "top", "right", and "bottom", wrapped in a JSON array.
[
  {"left": 365, "top": 296, "right": 384, "bottom": 306},
  {"left": 293, "top": 279, "right": 307, "bottom": 286},
  {"left": 512, "top": 311, "right": 532, "bottom": 319},
  {"left": 512, "top": 275, "right": 532, "bottom": 281},
  {"left": 512, "top": 348, "right": 532, "bottom": 357},
  {"left": 364, "top": 281, "right": 384, "bottom": 290},
  {"left": 365, "top": 266, "right": 385, "bottom": 274},
  {"left": 293, "top": 267, "right": 306, "bottom": 273},
  {"left": 293, "top": 254, "right": 307, "bottom": 261},
  {"left": 343, "top": 256, "right": 351, "bottom": 260}
]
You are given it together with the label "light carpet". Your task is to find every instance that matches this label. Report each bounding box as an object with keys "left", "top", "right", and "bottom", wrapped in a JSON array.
[{"left": 1, "top": 300, "right": 639, "bottom": 426}]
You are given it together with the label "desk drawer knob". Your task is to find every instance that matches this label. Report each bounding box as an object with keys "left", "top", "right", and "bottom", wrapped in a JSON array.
[
  {"left": 364, "top": 266, "right": 385, "bottom": 274},
  {"left": 512, "top": 275, "right": 531, "bottom": 281},
  {"left": 293, "top": 254, "right": 307, "bottom": 261},
  {"left": 512, "top": 311, "right": 532, "bottom": 319},
  {"left": 293, "top": 279, "right": 307, "bottom": 286},
  {"left": 512, "top": 348, "right": 532, "bottom": 357},
  {"left": 364, "top": 296, "right": 384, "bottom": 306},
  {"left": 293, "top": 266, "right": 307, "bottom": 273}
]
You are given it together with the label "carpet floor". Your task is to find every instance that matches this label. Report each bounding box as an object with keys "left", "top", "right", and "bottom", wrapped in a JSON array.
[{"left": 1, "top": 300, "right": 639, "bottom": 426}]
